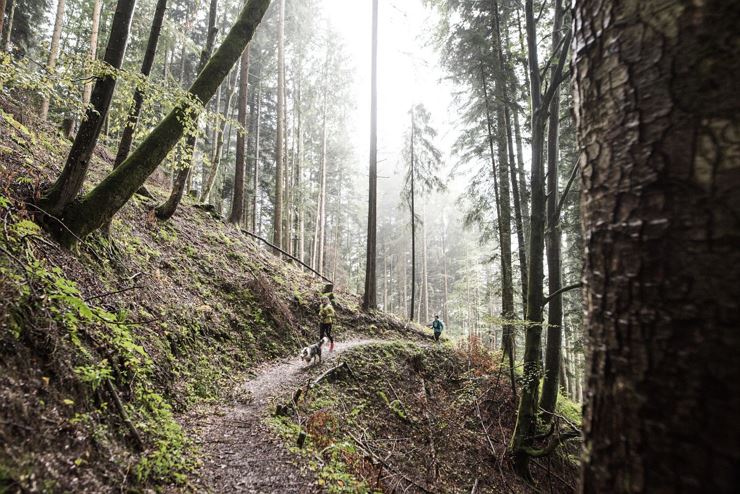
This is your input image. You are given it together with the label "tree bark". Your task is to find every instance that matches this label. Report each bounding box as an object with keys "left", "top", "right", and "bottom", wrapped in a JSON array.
[
  {"left": 49, "top": 0, "right": 271, "bottom": 244},
  {"left": 228, "top": 44, "right": 250, "bottom": 224},
  {"left": 539, "top": 0, "right": 564, "bottom": 422},
  {"left": 362, "top": 0, "right": 379, "bottom": 311},
  {"left": 40, "top": 0, "right": 136, "bottom": 217},
  {"left": 272, "top": 0, "right": 285, "bottom": 247},
  {"left": 575, "top": 1, "right": 740, "bottom": 492},
  {"left": 114, "top": 0, "right": 168, "bottom": 169},
  {"left": 82, "top": 0, "right": 103, "bottom": 106},
  {"left": 40, "top": 0, "right": 65, "bottom": 120}
]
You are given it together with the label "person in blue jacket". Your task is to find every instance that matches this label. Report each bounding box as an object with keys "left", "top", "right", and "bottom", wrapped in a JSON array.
[{"left": 427, "top": 315, "right": 445, "bottom": 342}]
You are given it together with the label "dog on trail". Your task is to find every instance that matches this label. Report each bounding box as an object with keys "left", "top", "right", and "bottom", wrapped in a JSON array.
[{"left": 301, "top": 337, "right": 329, "bottom": 365}]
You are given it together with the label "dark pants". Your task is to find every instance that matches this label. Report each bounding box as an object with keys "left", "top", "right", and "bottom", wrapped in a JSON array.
[
  {"left": 434, "top": 331, "right": 442, "bottom": 342},
  {"left": 320, "top": 322, "right": 333, "bottom": 345}
]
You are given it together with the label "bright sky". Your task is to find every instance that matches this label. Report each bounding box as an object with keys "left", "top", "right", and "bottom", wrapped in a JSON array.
[{"left": 321, "top": 0, "right": 459, "bottom": 184}]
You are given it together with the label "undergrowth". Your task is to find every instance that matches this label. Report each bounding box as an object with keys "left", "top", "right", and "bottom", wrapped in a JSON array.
[{"left": 268, "top": 339, "right": 582, "bottom": 493}]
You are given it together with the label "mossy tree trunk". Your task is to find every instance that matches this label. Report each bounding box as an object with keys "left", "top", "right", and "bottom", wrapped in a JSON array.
[
  {"left": 575, "top": 0, "right": 740, "bottom": 491},
  {"left": 52, "top": 0, "right": 272, "bottom": 244},
  {"left": 40, "top": 0, "right": 136, "bottom": 217}
]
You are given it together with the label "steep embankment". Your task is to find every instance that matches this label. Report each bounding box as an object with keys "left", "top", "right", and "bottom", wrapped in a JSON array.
[
  {"left": 0, "top": 100, "right": 417, "bottom": 492},
  {"left": 268, "top": 341, "right": 581, "bottom": 493}
]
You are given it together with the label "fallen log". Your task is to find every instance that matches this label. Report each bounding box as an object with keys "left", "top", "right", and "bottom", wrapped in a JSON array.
[{"left": 310, "top": 361, "right": 356, "bottom": 388}]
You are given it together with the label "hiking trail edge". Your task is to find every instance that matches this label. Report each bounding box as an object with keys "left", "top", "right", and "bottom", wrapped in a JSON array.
[{"left": 180, "top": 338, "right": 382, "bottom": 493}]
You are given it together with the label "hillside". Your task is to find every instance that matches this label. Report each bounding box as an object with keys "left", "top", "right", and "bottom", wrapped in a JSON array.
[
  {"left": 0, "top": 100, "right": 418, "bottom": 492},
  {"left": 268, "top": 341, "right": 580, "bottom": 493},
  {"left": 0, "top": 99, "right": 582, "bottom": 493}
]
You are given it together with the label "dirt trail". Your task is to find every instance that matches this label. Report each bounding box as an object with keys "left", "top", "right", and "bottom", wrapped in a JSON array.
[{"left": 182, "top": 338, "right": 380, "bottom": 493}]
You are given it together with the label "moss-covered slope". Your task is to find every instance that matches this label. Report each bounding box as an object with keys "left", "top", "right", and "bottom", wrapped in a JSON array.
[{"left": 0, "top": 99, "right": 413, "bottom": 492}]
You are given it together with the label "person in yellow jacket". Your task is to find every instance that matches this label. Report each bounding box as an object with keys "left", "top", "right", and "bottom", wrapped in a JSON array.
[{"left": 319, "top": 296, "right": 335, "bottom": 352}]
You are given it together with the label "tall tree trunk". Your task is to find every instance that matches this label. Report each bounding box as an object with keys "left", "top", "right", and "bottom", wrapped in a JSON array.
[
  {"left": 495, "top": 4, "right": 529, "bottom": 317},
  {"left": 114, "top": 0, "right": 168, "bottom": 168},
  {"left": 295, "top": 71, "right": 305, "bottom": 262},
  {"left": 362, "top": 0, "right": 379, "bottom": 310},
  {"left": 402, "top": 242, "right": 408, "bottom": 318},
  {"left": 539, "top": 0, "right": 564, "bottom": 421},
  {"left": 511, "top": 0, "right": 570, "bottom": 479},
  {"left": 512, "top": 106, "right": 530, "bottom": 241},
  {"left": 155, "top": 0, "right": 219, "bottom": 220},
  {"left": 421, "top": 204, "right": 429, "bottom": 323},
  {"left": 312, "top": 81, "right": 328, "bottom": 273},
  {"left": 40, "top": 0, "right": 65, "bottom": 120},
  {"left": 201, "top": 69, "right": 237, "bottom": 202},
  {"left": 272, "top": 0, "right": 285, "bottom": 247},
  {"left": 576, "top": 1, "right": 740, "bottom": 491},
  {"left": 252, "top": 66, "right": 262, "bottom": 234},
  {"left": 441, "top": 212, "right": 449, "bottom": 324},
  {"left": 49, "top": 0, "right": 271, "bottom": 244},
  {"left": 228, "top": 45, "right": 250, "bottom": 224},
  {"left": 409, "top": 111, "right": 416, "bottom": 322},
  {"left": 2, "top": 0, "right": 13, "bottom": 51},
  {"left": 0, "top": 0, "right": 8, "bottom": 48},
  {"left": 489, "top": 1, "right": 518, "bottom": 372},
  {"left": 382, "top": 239, "right": 388, "bottom": 309},
  {"left": 39, "top": 0, "right": 136, "bottom": 217},
  {"left": 82, "top": 0, "right": 103, "bottom": 106}
]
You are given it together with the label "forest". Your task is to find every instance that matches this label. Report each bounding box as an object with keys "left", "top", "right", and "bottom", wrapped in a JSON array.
[{"left": 0, "top": 0, "right": 737, "bottom": 492}]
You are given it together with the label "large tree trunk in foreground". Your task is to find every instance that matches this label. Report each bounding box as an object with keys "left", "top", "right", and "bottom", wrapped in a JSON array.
[
  {"left": 49, "top": 0, "right": 271, "bottom": 244},
  {"left": 575, "top": 1, "right": 740, "bottom": 492},
  {"left": 114, "top": 0, "right": 168, "bottom": 168},
  {"left": 40, "top": 0, "right": 136, "bottom": 216},
  {"left": 362, "top": 0, "right": 379, "bottom": 311},
  {"left": 539, "top": 0, "right": 564, "bottom": 422},
  {"left": 228, "top": 45, "right": 250, "bottom": 224},
  {"left": 39, "top": 0, "right": 65, "bottom": 120},
  {"left": 272, "top": 0, "right": 285, "bottom": 247},
  {"left": 155, "top": 0, "right": 218, "bottom": 220}
]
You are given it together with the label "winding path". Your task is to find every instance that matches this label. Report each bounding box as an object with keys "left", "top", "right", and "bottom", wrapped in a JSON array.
[{"left": 182, "top": 339, "right": 380, "bottom": 493}]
